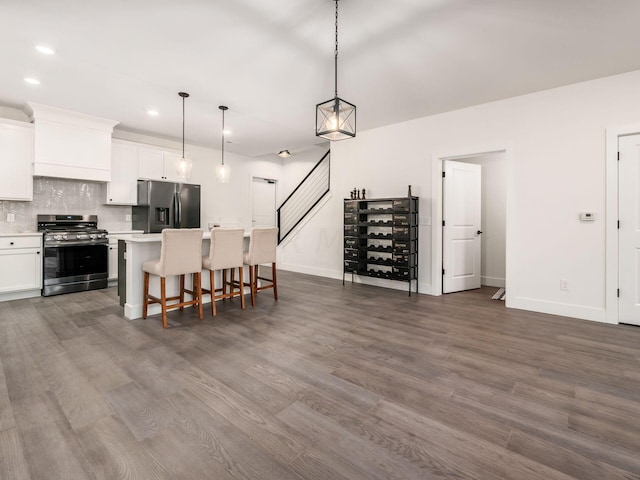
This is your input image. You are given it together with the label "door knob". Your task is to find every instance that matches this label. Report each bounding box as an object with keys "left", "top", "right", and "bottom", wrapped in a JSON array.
[{"left": 477, "top": 230, "right": 483, "bottom": 235}]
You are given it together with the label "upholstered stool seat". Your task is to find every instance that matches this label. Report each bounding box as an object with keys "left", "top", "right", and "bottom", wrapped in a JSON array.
[
  {"left": 201, "top": 228, "right": 246, "bottom": 316},
  {"left": 242, "top": 227, "right": 278, "bottom": 307},
  {"left": 142, "top": 228, "right": 204, "bottom": 328}
]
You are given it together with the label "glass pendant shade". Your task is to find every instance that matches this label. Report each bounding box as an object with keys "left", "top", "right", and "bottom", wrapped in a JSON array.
[
  {"left": 316, "top": 96, "right": 356, "bottom": 141},
  {"left": 215, "top": 163, "right": 230, "bottom": 183},
  {"left": 176, "top": 156, "right": 192, "bottom": 180}
]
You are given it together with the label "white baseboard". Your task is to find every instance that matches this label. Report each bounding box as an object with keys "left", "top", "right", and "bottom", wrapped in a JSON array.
[
  {"left": 482, "top": 276, "right": 506, "bottom": 288},
  {"left": 279, "top": 263, "right": 433, "bottom": 295},
  {"left": 0, "top": 288, "right": 41, "bottom": 302},
  {"left": 508, "top": 296, "right": 610, "bottom": 324}
]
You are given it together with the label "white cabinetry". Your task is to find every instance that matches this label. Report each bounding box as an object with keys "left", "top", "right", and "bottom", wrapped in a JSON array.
[
  {"left": 108, "top": 238, "right": 118, "bottom": 281},
  {"left": 0, "top": 119, "right": 33, "bottom": 201},
  {"left": 139, "top": 146, "right": 183, "bottom": 182},
  {"left": 107, "top": 141, "right": 139, "bottom": 205},
  {"left": 27, "top": 103, "right": 118, "bottom": 182},
  {"left": 0, "top": 235, "right": 42, "bottom": 302}
]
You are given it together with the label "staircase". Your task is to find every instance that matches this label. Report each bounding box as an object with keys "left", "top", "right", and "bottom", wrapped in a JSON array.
[{"left": 277, "top": 150, "right": 330, "bottom": 244}]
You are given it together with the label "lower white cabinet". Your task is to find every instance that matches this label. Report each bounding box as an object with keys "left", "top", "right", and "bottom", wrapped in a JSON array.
[
  {"left": 108, "top": 238, "right": 118, "bottom": 281},
  {"left": 0, "top": 235, "right": 42, "bottom": 301}
]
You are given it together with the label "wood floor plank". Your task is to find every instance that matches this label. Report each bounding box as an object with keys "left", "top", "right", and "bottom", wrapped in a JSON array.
[
  {"left": 506, "top": 429, "right": 639, "bottom": 480},
  {"left": 1, "top": 273, "right": 640, "bottom": 479},
  {"left": 165, "top": 390, "right": 301, "bottom": 480},
  {"left": 104, "top": 382, "right": 174, "bottom": 442},
  {"left": 76, "top": 415, "right": 170, "bottom": 480},
  {"left": 0, "top": 428, "right": 31, "bottom": 480},
  {"left": 12, "top": 392, "right": 93, "bottom": 479},
  {"left": 171, "top": 365, "right": 307, "bottom": 463}
]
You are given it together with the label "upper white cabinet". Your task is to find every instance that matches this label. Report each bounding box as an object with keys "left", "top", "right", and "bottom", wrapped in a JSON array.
[
  {"left": 107, "top": 140, "right": 139, "bottom": 205},
  {"left": 26, "top": 103, "right": 118, "bottom": 182},
  {"left": 0, "top": 119, "right": 33, "bottom": 201},
  {"left": 138, "top": 146, "right": 183, "bottom": 182}
]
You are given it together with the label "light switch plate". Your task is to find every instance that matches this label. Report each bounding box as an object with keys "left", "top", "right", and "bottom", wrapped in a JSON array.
[{"left": 6, "top": 213, "right": 15, "bottom": 222}]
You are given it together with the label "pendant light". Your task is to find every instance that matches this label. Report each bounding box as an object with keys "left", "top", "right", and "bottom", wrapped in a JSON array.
[
  {"left": 316, "top": 0, "right": 356, "bottom": 141},
  {"left": 216, "top": 106, "right": 230, "bottom": 183},
  {"left": 176, "top": 92, "right": 193, "bottom": 180}
]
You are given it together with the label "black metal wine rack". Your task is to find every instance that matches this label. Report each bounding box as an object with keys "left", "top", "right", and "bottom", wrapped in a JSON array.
[{"left": 343, "top": 187, "right": 419, "bottom": 296}]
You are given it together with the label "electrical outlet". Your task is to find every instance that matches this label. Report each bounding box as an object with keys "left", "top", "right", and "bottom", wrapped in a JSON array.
[
  {"left": 560, "top": 279, "right": 569, "bottom": 291},
  {"left": 6, "top": 213, "right": 15, "bottom": 222},
  {"left": 419, "top": 216, "right": 431, "bottom": 226},
  {"left": 125, "top": 214, "right": 131, "bottom": 222}
]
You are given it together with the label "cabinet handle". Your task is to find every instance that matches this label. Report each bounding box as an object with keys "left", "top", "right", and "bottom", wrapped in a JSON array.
[
  {"left": 9, "top": 242, "right": 14, "bottom": 245},
  {"left": 36, "top": 251, "right": 40, "bottom": 254}
]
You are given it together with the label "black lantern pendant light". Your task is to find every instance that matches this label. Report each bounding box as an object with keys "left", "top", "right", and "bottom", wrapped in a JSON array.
[
  {"left": 216, "top": 106, "right": 230, "bottom": 183},
  {"left": 176, "top": 92, "right": 193, "bottom": 180},
  {"left": 316, "top": 0, "right": 356, "bottom": 141}
]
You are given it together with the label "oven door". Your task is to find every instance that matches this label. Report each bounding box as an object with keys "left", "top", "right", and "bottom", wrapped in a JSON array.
[{"left": 43, "top": 242, "right": 109, "bottom": 296}]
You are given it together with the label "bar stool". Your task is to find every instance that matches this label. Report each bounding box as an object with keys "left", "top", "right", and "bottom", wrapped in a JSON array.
[
  {"left": 243, "top": 227, "right": 278, "bottom": 307},
  {"left": 201, "top": 228, "right": 246, "bottom": 316},
  {"left": 142, "top": 228, "right": 204, "bottom": 329}
]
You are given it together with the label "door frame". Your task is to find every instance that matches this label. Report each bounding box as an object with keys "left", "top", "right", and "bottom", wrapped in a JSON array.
[
  {"left": 250, "top": 175, "right": 278, "bottom": 228},
  {"left": 605, "top": 124, "right": 640, "bottom": 324},
  {"left": 430, "top": 142, "right": 514, "bottom": 301}
]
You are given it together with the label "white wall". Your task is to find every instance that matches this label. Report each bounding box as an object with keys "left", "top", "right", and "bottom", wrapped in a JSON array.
[
  {"left": 458, "top": 152, "right": 506, "bottom": 288},
  {"left": 280, "top": 68, "right": 640, "bottom": 323}
]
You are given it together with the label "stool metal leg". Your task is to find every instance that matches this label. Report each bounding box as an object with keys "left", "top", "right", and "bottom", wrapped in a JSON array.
[
  {"left": 143, "top": 272, "right": 150, "bottom": 319},
  {"left": 160, "top": 277, "right": 168, "bottom": 329}
]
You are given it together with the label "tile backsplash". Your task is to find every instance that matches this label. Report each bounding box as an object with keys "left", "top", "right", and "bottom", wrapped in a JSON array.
[{"left": 0, "top": 177, "right": 132, "bottom": 233}]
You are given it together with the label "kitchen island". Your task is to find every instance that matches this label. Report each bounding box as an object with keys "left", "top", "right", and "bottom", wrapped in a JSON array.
[{"left": 113, "top": 231, "right": 250, "bottom": 320}]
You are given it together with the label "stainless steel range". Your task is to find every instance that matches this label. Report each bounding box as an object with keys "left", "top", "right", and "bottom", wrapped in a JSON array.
[{"left": 37, "top": 214, "right": 109, "bottom": 297}]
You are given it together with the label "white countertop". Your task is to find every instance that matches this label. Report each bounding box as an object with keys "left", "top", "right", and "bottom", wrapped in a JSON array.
[
  {"left": 107, "top": 230, "right": 144, "bottom": 235},
  {"left": 117, "top": 231, "right": 250, "bottom": 243},
  {"left": 0, "top": 232, "right": 42, "bottom": 237}
]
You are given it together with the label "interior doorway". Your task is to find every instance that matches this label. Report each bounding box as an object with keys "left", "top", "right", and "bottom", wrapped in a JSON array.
[
  {"left": 432, "top": 146, "right": 510, "bottom": 298},
  {"left": 251, "top": 176, "right": 277, "bottom": 228},
  {"left": 617, "top": 134, "right": 640, "bottom": 325}
]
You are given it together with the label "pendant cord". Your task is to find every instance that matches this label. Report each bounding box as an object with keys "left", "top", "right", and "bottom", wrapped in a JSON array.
[
  {"left": 221, "top": 109, "right": 225, "bottom": 166},
  {"left": 181, "top": 96, "right": 185, "bottom": 158},
  {"left": 334, "top": 0, "right": 339, "bottom": 97}
]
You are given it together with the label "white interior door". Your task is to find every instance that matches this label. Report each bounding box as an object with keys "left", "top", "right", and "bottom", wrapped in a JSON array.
[
  {"left": 443, "top": 160, "right": 482, "bottom": 293},
  {"left": 618, "top": 134, "right": 640, "bottom": 325},
  {"left": 252, "top": 177, "right": 277, "bottom": 227}
]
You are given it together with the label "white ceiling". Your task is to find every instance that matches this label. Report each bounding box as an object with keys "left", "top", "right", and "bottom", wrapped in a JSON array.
[{"left": 1, "top": 0, "right": 640, "bottom": 157}]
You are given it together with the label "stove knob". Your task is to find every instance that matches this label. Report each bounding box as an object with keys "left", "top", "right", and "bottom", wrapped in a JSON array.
[{"left": 89, "top": 234, "right": 97, "bottom": 239}]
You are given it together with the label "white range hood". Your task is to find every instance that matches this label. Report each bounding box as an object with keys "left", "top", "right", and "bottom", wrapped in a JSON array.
[{"left": 26, "top": 103, "right": 119, "bottom": 182}]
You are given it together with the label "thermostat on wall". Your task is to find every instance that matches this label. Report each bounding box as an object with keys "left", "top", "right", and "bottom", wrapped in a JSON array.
[{"left": 580, "top": 212, "right": 595, "bottom": 222}]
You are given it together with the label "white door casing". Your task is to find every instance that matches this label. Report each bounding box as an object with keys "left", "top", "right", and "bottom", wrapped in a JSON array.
[
  {"left": 618, "top": 134, "right": 640, "bottom": 325},
  {"left": 252, "top": 177, "right": 277, "bottom": 227},
  {"left": 443, "top": 160, "right": 482, "bottom": 293}
]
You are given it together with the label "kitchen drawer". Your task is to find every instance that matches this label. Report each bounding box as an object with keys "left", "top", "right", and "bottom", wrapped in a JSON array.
[
  {"left": 344, "top": 201, "right": 358, "bottom": 213},
  {"left": 344, "top": 225, "right": 359, "bottom": 237},
  {"left": 344, "top": 249, "right": 360, "bottom": 261},
  {"left": 392, "top": 199, "right": 410, "bottom": 212},
  {"left": 0, "top": 236, "right": 42, "bottom": 250},
  {"left": 392, "top": 226, "right": 410, "bottom": 240},
  {"left": 344, "top": 237, "right": 358, "bottom": 249},
  {"left": 344, "top": 260, "right": 360, "bottom": 273},
  {"left": 344, "top": 212, "right": 358, "bottom": 224},
  {"left": 393, "top": 213, "right": 409, "bottom": 226}
]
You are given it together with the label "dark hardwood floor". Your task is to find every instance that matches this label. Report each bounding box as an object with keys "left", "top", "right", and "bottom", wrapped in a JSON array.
[{"left": 1, "top": 271, "right": 639, "bottom": 479}]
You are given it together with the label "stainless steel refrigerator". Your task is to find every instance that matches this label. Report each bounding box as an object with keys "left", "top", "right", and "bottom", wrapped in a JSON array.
[{"left": 132, "top": 180, "right": 201, "bottom": 233}]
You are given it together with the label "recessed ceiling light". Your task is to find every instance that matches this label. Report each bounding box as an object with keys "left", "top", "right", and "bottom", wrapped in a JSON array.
[
  {"left": 147, "top": 109, "right": 159, "bottom": 116},
  {"left": 278, "top": 150, "right": 292, "bottom": 158},
  {"left": 35, "top": 45, "right": 55, "bottom": 55},
  {"left": 24, "top": 77, "right": 40, "bottom": 85},
  {"left": 223, "top": 129, "right": 232, "bottom": 135}
]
